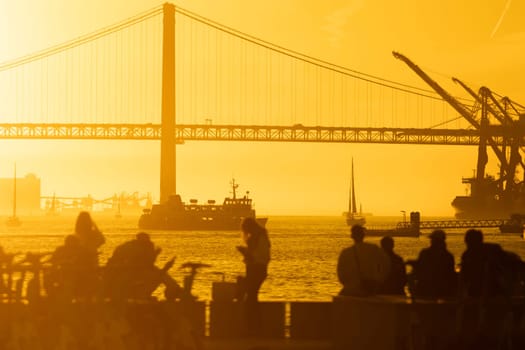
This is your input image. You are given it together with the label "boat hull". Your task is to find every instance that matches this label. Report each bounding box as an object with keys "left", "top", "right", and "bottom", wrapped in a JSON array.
[
  {"left": 452, "top": 195, "right": 525, "bottom": 220},
  {"left": 346, "top": 216, "right": 366, "bottom": 226},
  {"left": 6, "top": 216, "right": 21, "bottom": 227},
  {"left": 139, "top": 213, "right": 267, "bottom": 231}
]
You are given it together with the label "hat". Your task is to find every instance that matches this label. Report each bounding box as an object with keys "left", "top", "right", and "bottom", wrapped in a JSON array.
[{"left": 428, "top": 229, "right": 446, "bottom": 240}]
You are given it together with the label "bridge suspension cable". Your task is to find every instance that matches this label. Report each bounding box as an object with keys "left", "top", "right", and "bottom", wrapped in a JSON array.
[
  {"left": 0, "top": 3, "right": 474, "bottom": 129},
  {"left": 0, "top": 5, "right": 163, "bottom": 71},
  {"left": 174, "top": 5, "right": 444, "bottom": 101}
]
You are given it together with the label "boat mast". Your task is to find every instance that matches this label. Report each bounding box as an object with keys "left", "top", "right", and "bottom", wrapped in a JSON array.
[
  {"left": 351, "top": 158, "right": 357, "bottom": 215},
  {"left": 231, "top": 178, "right": 238, "bottom": 199}
]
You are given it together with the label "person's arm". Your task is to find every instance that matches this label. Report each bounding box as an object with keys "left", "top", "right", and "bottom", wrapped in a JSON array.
[
  {"left": 377, "top": 248, "right": 391, "bottom": 282},
  {"left": 91, "top": 224, "right": 105, "bottom": 246},
  {"left": 337, "top": 249, "right": 351, "bottom": 285},
  {"left": 236, "top": 245, "right": 252, "bottom": 263}
]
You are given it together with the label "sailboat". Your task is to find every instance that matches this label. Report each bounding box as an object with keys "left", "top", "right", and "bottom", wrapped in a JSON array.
[
  {"left": 346, "top": 159, "right": 366, "bottom": 226},
  {"left": 6, "top": 163, "right": 21, "bottom": 227}
]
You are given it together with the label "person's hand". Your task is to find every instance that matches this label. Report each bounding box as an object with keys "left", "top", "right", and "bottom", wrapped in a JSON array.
[{"left": 162, "top": 257, "right": 176, "bottom": 273}]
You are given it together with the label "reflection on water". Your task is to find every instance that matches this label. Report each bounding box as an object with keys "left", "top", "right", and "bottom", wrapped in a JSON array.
[{"left": 1, "top": 215, "right": 524, "bottom": 301}]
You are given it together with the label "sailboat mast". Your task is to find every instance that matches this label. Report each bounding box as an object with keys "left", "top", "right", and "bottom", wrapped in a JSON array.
[
  {"left": 351, "top": 159, "right": 357, "bottom": 215},
  {"left": 348, "top": 175, "right": 352, "bottom": 214}
]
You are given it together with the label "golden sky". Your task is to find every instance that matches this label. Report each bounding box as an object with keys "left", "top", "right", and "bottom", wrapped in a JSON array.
[{"left": 0, "top": 0, "right": 524, "bottom": 216}]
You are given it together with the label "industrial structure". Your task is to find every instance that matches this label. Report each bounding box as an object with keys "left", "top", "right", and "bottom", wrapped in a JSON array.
[
  {"left": 42, "top": 192, "right": 152, "bottom": 216},
  {"left": 394, "top": 52, "right": 525, "bottom": 219}
]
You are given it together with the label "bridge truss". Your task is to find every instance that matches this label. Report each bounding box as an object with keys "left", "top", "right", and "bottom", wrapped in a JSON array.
[{"left": 0, "top": 123, "right": 508, "bottom": 146}]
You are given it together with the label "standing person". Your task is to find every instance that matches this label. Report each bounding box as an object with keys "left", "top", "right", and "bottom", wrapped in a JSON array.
[
  {"left": 379, "top": 236, "right": 407, "bottom": 295},
  {"left": 337, "top": 224, "right": 390, "bottom": 296},
  {"left": 74, "top": 211, "right": 105, "bottom": 261},
  {"left": 236, "top": 217, "right": 270, "bottom": 336},
  {"left": 73, "top": 211, "right": 105, "bottom": 298},
  {"left": 411, "top": 229, "right": 457, "bottom": 298}
]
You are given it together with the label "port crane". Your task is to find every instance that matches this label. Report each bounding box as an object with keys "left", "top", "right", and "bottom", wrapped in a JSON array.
[
  {"left": 42, "top": 192, "right": 151, "bottom": 215},
  {"left": 393, "top": 52, "right": 525, "bottom": 219}
]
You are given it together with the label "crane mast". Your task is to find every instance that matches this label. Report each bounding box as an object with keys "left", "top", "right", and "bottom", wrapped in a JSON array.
[{"left": 393, "top": 51, "right": 525, "bottom": 219}]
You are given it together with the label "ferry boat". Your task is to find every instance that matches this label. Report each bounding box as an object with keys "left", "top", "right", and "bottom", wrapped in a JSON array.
[{"left": 138, "top": 179, "right": 267, "bottom": 230}]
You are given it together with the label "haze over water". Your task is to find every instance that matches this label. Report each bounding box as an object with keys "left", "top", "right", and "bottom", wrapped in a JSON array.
[{"left": 2, "top": 214, "right": 524, "bottom": 301}]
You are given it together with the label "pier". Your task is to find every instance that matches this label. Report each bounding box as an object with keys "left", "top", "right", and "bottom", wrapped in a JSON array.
[
  {"left": 419, "top": 214, "right": 525, "bottom": 234},
  {"left": 365, "top": 212, "right": 525, "bottom": 237}
]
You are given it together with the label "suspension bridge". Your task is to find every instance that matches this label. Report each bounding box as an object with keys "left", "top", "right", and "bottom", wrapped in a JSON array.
[{"left": 1, "top": 3, "right": 524, "bottom": 207}]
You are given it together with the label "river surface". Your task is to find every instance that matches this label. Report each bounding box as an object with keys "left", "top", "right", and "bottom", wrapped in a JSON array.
[{"left": 1, "top": 214, "right": 524, "bottom": 301}]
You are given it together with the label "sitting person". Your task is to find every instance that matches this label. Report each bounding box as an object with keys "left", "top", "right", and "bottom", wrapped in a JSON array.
[
  {"left": 460, "top": 229, "right": 525, "bottom": 297},
  {"left": 103, "top": 232, "right": 182, "bottom": 301},
  {"left": 46, "top": 234, "right": 95, "bottom": 300},
  {"left": 411, "top": 230, "right": 457, "bottom": 299},
  {"left": 379, "top": 236, "right": 407, "bottom": 295},
  {"left": 337, "top": 224, "right": 390, "bottom": 296}
]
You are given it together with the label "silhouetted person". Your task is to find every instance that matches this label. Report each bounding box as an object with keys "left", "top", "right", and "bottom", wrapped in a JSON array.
[
  {"left": 74, "top": 211, "right": 105, "bottom": 266},
  {"left": 72, "top": 211, "right": 105, "bottom": 298},
  {"left": 411, "top": 230, "right": 457, "bottom": 298},
  {"left": 379, "top": 236, "right": 407, "bottom": 295},
  {"left": 104, "top": 232, "right": 182, "bottom": 301},
  {"left": 236, "top": 217, "right": 271, "bottom": 336},
  {"left": 337, "top": 224, "right": 390, "bottom": 296},
  {"left": 46, "top": 234, "right": 93, "bottom": 300},
  {"left": 457, "top": 232, "right": 525, "bottom": 350},
  {"left": 460, "top": 229, "right": 524, "bottom": 298}
]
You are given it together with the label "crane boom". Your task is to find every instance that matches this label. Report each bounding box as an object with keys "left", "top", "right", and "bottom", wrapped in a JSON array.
[
  {"left": 393, "top": 51, "right": 525, "bottom": 219},
  {"left": 392, "top": 51, "right": 506, "bottom": 165}
]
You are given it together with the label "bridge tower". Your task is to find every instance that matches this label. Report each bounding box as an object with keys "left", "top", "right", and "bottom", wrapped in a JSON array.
[{"left": 160, "top": 3, "right": 176, "bottom": 203}]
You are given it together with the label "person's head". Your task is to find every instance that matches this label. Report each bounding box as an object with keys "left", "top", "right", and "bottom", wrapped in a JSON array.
[
  {"left": 429, "top": 229, "right": 446, "bottom": 247},
  {"left": 136, "top": 231, "right": 151, "bottom": 243},
  {"left": 135, "top": 232, "right": 159, "bottom": 264},
  {"left": 380, "top": 236, "right": 394, "bottom": 252},
  {"left": 64, "top": 234, "right": 80, "bottom": 248},
  {"left": 241, "top": 217, "right": 267, "bottom": 244},
  {"left": 75, "top": 211, "right": 94, "bottom": 235},
  {"left": 241, "top": 217, "right": 264, "bottom": 235},
  {"left": 464, "top": 229, "right": 483, "bottom": 249},
  {"left": 351, "top": 224, "right": 366, "bottom": 243}
]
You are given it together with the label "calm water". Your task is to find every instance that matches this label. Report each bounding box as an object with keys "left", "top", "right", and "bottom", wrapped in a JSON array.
[{"left": 1, "top": 214, "right": 524, "bottom": 302}]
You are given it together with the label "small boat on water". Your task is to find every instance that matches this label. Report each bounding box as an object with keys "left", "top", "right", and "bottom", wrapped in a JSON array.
[
  {"left": 6, "top": 163, "right": 21, "bottom": 227},
  {"left": 346, "top": 159, "right": 366, "bottom": 226},
  {"left": 365, "top": 212, "right": 421, "bottom": 237},
  {"left": 138, "top": 179, "right": 267, "bottom": 230}
]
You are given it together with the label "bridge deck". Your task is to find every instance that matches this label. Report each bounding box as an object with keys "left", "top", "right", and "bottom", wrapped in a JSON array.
[{"left": 0, "top": 123, "right": 495, "bottom": 145}]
